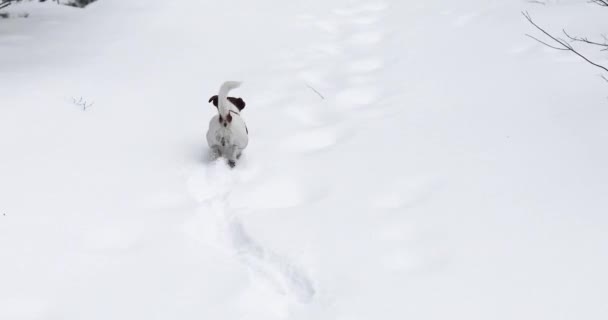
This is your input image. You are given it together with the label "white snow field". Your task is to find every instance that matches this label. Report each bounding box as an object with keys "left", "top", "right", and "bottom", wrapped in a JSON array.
[{"left": 1, "top": 0, "right": 607, "bottom": 319}]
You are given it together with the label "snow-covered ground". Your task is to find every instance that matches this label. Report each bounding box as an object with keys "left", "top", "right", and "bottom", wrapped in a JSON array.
[{"left": 1, "top": 0, "right": 607, "bottom": 319}]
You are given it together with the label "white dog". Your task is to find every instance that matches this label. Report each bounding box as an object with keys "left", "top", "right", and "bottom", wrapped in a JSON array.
[{"left": 206, "top": 81, "right": 248, "bottom": 167}]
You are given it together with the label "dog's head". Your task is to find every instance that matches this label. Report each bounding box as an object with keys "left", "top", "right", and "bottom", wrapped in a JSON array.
[
  {"left": 209, "top": 95, "right": 245, "bottom": 127},
  {"left": 208, "top": 95, "right": 246, "bottom": 111},
  {"left": 208, "top": 95, "right": 246, "bottom": 127}
]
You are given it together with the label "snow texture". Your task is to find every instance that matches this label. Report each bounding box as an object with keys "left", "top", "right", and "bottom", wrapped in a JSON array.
[{"left": 1, "top": 0, "right": 607, "bottom": 319}]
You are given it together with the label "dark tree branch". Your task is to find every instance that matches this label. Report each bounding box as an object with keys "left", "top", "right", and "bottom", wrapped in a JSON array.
[
  {"left": 0, "top": 1, "right": 11, "bottom": 10},
  {"left": 563, "top": 29, "right": 608, "bottom": 51},
  {"left": 523, "top": 11, "right": 608, "bottom": 74},
  {"left": 525, "top": 34, "right": 569, "bottom": 51},
  {"left": 305, "top": 84, "right": 325, "bottom": 100},
  {"left": 590, "top": 0, "right": 608, "bottom": 7}
]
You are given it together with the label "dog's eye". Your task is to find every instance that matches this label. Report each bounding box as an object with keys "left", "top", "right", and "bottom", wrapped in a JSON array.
[
  {"left": 227, "top": 113, "right": 233, "bottom": 123},
  {"left": 218, "top": 116, "right": 223, "bottom": 123}
]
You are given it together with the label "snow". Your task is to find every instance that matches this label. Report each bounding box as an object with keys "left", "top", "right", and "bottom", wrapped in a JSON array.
[{"left": 1, "top": 0, "right": 608, "bottom": 319}]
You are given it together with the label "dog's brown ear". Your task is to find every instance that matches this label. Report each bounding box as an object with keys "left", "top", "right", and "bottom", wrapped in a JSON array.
[
  {"left": 208, "top": 95, "right": 219, "bottom": 108},
  {"left": 210, "top": 95, "right": 245, "bottom": 111},
  {"left": 231, "top": 97, "right": 246, "bottom": 111}
]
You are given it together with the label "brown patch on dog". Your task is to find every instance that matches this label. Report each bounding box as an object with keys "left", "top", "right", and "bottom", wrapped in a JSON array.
[{"left": 208, "top": 95, "right": 246, "bottom": 111}]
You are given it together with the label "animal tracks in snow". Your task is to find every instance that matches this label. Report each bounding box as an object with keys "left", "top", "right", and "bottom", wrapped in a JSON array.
[
  {"left": 279, "top": 127, "right": 341, "bottom": 154},
  {"left": 184, "top": 161, "right": 316, "bottom": 306},
  {"left": 229, "top": 217, "right": 316, "bottom": 303},
  {"left": 282, "top": 103, "right": 326, "bottom": 127},
  {"left": 183, "top": 0, "right": 396, "bottom": 315},
  {"left": 286, "top": 1, "right": 389, "bottom": 118}
]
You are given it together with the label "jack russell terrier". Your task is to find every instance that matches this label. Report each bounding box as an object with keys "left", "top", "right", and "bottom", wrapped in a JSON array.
[{"left": 206, "top": 81, "right": 248, "bottom": 167}]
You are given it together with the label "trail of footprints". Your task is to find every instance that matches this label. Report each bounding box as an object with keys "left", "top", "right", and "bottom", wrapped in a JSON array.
[
  {"left": 184, "top": 161, "right": 316, "bottom": 313},
  {"left": 182, "top": 1, "right": 433, "bottom": 317},
  {"left": 288, "top": 2, "right": 436, "bottom": 276},
  {"left": 262, "top": 1, "right": 390, "bottom": 154}
]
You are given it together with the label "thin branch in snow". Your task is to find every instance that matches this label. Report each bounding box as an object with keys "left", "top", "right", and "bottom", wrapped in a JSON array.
[
  {"left": 306, "top": 84, "right": 325, "bottom": 100},
  {"left": 72, "top": 96, "right": 94, "bottom": 111},
  {"left": 589, "top": 0, "right": 608, "bottom": 7},
  {"left": 0, "top": 1, "right": 11, "bottom": 11},
  {"left": 522, "top": 11, "right": 608, "bottom": 74},
  {"left": 525, "top": 34, "right": 569, "bottom": 51},
  {"left": 563, "top": 29, "right": 608, "bottom": 51},
  {"left": 526, "top": 0, "right": 546, "bottom": 5}
]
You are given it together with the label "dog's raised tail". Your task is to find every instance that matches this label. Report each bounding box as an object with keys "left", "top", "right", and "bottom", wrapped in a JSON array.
[{"left": 218, "top": 81, "right": 242, "bottom": 115}]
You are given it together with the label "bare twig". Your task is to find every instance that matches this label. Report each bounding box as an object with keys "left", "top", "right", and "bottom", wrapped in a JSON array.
[
  {"left": 72, "top": 96, "right": 94, "bottom": 111},
  {"left": 525, "top": 34, "right": 569, "bottom": 51},
  {"left": 527, "top": 0, "right": 546, "bottom": 5},
  {"left": 563, "top": 29, "right": 608, "bottom": 51},
  {"left": 590, "top": 0, "right": 608, "bottom": 7},
  {"left": 523, "top": 11, "right": 608, "bottom": 74},
  {"left": 305, "top": 84, "right": 325, "bottom": 100}
]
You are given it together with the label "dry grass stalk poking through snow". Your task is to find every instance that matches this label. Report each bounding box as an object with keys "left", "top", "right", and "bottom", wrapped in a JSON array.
[{"left": 71, "top": 96, "right": 94, "bottom": 111}]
